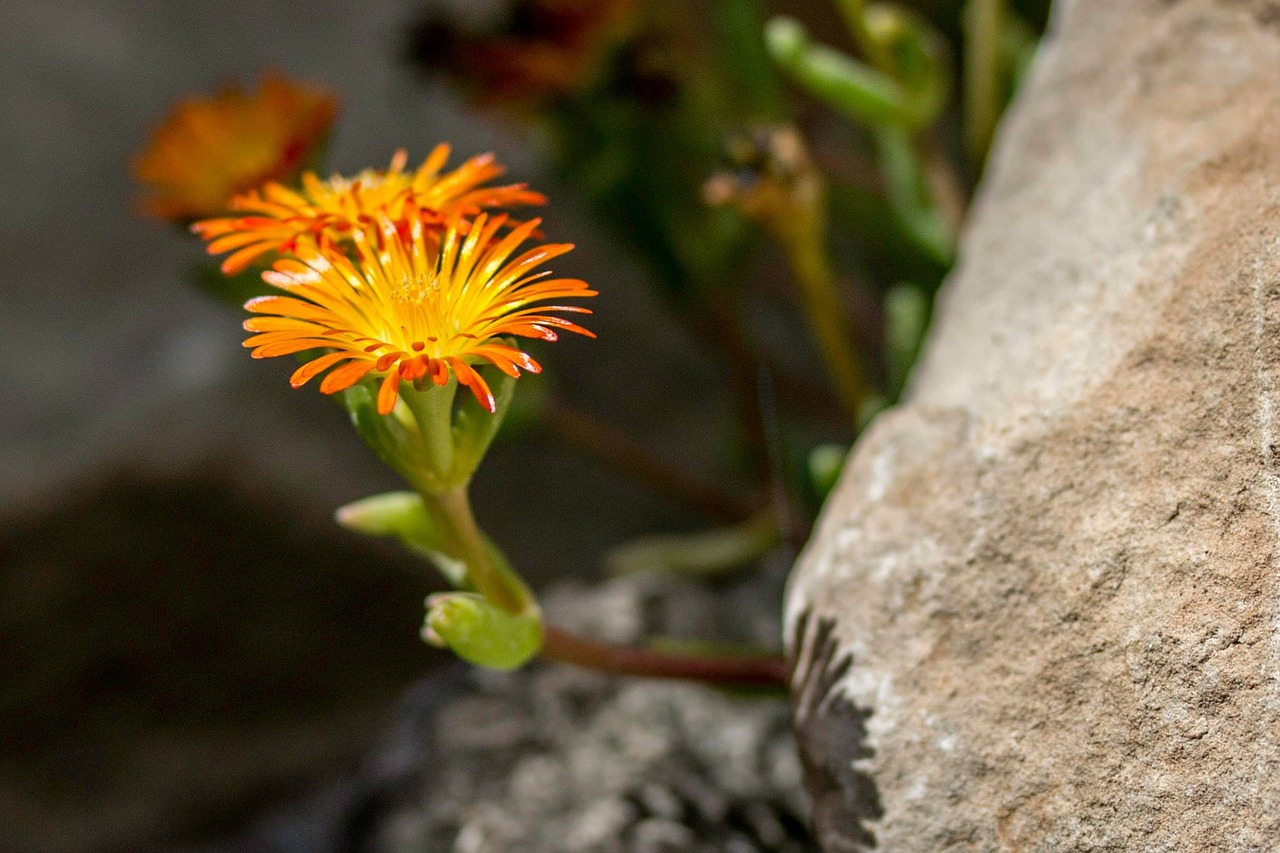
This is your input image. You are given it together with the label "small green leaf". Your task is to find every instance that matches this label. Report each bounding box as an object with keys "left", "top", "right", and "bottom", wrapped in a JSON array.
[
  {"left": 334, "top": 491, "right": 468, "bottom": 586},
  {"left": 606, "top": 513, "right": 780, "bottom": 578},
  {"left": 335, "top": 491, "right": 435, "bottom": 539},
  {"left": 765, "top": 17, "right": 913, "bottom": 129},
  {"left": 808, "top": 444, "right": 848, "bottom": 501},
  {"left": 884, "top": 281, "right": 931, "bottom": 395}
]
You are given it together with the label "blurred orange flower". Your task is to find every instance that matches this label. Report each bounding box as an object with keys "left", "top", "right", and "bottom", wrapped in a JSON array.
[
  {"left": 193, "top": 146, "right": 545, "bottom": 274},
  {"left": 242, "top": 209, "right": 594, "bottom": 414},
  {"left": 409, "top": 0, "right": 638, "bottom": 108},
  {"left": 134, "top": 74, "right": 337, "bottom": 223}
]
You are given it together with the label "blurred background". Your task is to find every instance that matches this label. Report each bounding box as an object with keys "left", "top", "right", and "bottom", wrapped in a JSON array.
[{"left": 1, "top": 0, "right": 1047, "bottom": 850}]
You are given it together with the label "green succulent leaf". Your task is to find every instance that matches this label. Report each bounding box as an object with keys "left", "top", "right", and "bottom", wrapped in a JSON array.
[
  {"left": 765, "top": 17, "right": 912, "bottom": 129},
  {"left": 451, "top": 363, "right": 518, "bottom": 479},
  {"left": 423, "top": 592, "right": 544, "bottom": 671},
  {"left": 334, "top": 491, "right": 467, "bottom": 586}
]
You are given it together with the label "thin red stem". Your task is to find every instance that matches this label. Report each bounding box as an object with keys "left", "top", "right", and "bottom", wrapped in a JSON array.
[
  {"left": 542, "top": 398, "right": 760, "bottom": 524},
  {"left": 541, "top": 625, "right": 789, "bottom": 688}
]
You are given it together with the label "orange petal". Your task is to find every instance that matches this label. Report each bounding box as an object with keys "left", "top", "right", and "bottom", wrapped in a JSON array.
[
  {"left": 243, "top": 316, "right": 324, "bottom": 333},
  {"left": 243, "top": 294, "right": 330, "bottom": 320},
  {"left": 376, "top": 367, "right": 402, "bottom": 414},
  {"left": 221, "top": 242, "right": 276, "bottom": 274},
  {"left": 319, "top": 359, "right": 376, "bottom": 394},
  {"left": 399, "top": 355, "right": 428, "bottom": 382},
  {"left": 206, "top": 230, "right": 281, "bottom": 253},
  {"left": 290, "top": 351, "right": 351, "bottom": 387},
  {"left": 450, "top": 358, "right": 495, "bottom": 413},
  {"left": 250, "top": 339, "right": 335, "bottom": 358},
  {"left": 470, "top": 344, "right": 539, "bottom": 377},
  {"left": 428, "top": 357, "right": 450, "bottom": 385},
  {"left": 375, "top": 352, "right": 404, "bottom": 371}
]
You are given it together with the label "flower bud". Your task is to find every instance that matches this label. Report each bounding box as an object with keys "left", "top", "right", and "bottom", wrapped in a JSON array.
[{"left": 423, "top": 592, "right": 543, "bottom": 671}]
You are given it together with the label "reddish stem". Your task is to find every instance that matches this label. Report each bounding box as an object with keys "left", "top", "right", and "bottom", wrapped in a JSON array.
[
  {"left": 542, "top": 398, "right": 760, "bottom": 524},
  {"left": 541, "top": 625, "right": 789, "bottom": 688}
]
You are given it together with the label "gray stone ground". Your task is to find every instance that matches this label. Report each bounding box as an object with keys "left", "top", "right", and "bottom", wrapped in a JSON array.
[{"left": 185, "top": 573, "right": 813, "bottom": 853}]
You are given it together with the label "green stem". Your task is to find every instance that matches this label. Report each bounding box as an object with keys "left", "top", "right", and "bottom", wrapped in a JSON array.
[
  {"left": 420, "top": 486, "right": 535, "bottom": 616},
  {"left": 963, "top": 0, "right": 1004, "bottom": 168},
  {"left": 781, "top": 213, "right": 870, "bottom": 424},
  {"left": 835, "top": 0, "right": 892, "bottom": 72},
  {"left": 413, "top": 483, "right": 787, "bottom": 687},
  {"left": 873, "top": 126, "right": 954, "bottom": 264},
  {"left": 402, "top": 378, "right": 457, "bottom": 482}
]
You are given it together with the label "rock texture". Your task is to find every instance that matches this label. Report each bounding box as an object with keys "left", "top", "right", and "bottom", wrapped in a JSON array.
[
  {"left": 787, "top": 0, "right": 1280, "bottom": 848},
  {"left": 392, "top": 576, "right": 811, "bottom": 853}
]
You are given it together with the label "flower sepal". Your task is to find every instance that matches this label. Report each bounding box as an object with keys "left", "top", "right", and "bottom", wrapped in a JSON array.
[
  {"left": 341, "top": 384, "right": 434, "bottom": 490},
  {"left": 422, "top": 592, "right": 544, "bottom": 671},
  {"left": 344, "top": 360, "right": 519, "bottom": 495},
  {"left": 449, "top": 360, "right": 519, "bottom": 481}
]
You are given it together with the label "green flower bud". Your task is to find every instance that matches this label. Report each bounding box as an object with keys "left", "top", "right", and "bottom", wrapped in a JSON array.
[{"left": 423, "top": 592, "right": 543, "bottom": 671}]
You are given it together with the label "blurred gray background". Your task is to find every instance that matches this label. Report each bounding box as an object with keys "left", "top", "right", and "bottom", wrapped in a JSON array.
[{"left": 0, "top": 1, "right": 736, "bottom": 850}]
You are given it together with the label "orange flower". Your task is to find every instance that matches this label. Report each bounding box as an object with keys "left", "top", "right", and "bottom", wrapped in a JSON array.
[
  {"left": 134, "top": 74, "right": 337, "bottom": 223},
  {"left": 243, "top": 209, "right": 595, "bottom": 414},
  {"left": 193, "top": 146, "right": 546, "bottom": 274}
]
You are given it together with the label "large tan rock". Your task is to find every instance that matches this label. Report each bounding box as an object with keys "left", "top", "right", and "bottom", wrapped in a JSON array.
[{"left": 787, "top": 0, "right": 1280, "bottom": 848}]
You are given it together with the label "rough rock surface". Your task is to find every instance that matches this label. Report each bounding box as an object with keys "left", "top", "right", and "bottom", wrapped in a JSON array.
[
  {"left": 392, "top": 576, "right": 811, "bottom": 853},
  {"left": 786, "top": 0, "right": 1280, "bottom": 849}
]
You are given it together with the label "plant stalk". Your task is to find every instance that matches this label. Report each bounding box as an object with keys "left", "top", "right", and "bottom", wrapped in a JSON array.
[
  {"left": 420, "top": 486, "right": 535, "bottom": 616},
  {"left": 964, "top": 0, "right": 1005, "bottom": 168},
  {"left": 541, "top": 626, "right": 789, "bottom": 688},
  {"left": 782, "top": 215, "right": 871, "bottom": 424},
  {"left": 541, "top": 397, "right": 759, "bottom": 524}
]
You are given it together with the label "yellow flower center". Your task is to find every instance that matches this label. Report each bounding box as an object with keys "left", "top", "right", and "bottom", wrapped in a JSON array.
[{"left": 391, "top": 272, "right": 441, "bottom": 306}]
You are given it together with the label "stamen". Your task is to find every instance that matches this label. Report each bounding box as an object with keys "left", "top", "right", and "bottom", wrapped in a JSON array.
[{"left": 390, "top": 271, "right": 441, "bottom": 305}]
